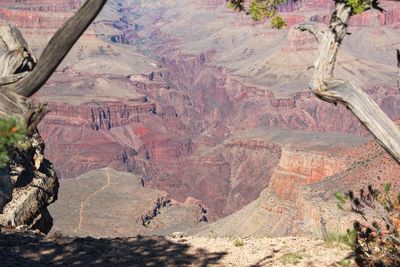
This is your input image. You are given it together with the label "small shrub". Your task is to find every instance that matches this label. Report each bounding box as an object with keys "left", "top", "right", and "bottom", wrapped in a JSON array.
[
  {"left": 271, "top": 16, "right": 286, "bottom": 29},
  {"left": 233, "top": 238, "right": 245, "bottom": 247},
  {"left": 337, "top": 259, "right": 352, "bottom": 267},
  {"left": 334, "top": 184, "right": 400, "bottom": 266},
  {"left": 279, "top": 252, "right": 304, "bottom": 265},
  {"left": 325, "top": 230, "right": 355, "bottom": 248},
  {"left": 0, "top": 117, "right": 27, "bottom": 167},
  {"left": 208, "top": 231, "right": 217, "bottom": 239}
]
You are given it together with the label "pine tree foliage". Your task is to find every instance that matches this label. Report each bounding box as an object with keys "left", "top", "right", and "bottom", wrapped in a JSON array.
[
  {"left": 226, "top": 0, "right": 384, "bottom": 28},
  {"left": 335, "top": 185, "right": 400, "bottom": 266}
]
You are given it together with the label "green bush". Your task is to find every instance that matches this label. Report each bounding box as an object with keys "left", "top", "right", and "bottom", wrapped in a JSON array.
[
  {"left": 233, "top": 238, "right": 245, "bottom": 247},
  {"left": 0, "top": 117, "right": 27, "bottom": 167},
  {"left": 325, "top": 230, "right": 355, "bottom": 248},
  {"left": 271, "top": 16, "right": 286, "bottom": 29},
  {"left": 248, "top": 1, "right": 269, "bottom": 21},
  {"left": 279, "top": 252, "right": 304, "bottom": 265},
  {"left": 334, "top": 184, "right": 400, "bottom": 266}
]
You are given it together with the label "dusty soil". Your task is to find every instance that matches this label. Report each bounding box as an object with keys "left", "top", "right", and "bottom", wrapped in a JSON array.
[{"left": 0, "top": 228, "right": 352, "bottom": 266}]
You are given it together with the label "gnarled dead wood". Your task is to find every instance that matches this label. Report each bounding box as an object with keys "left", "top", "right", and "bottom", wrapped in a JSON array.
[
  {"left": 0, "top": 0, "right": 107, "bottom": 132},
  {"left": 0, "top": 25, "right": 36, "bottom": 78},
  {"left": 1, "top": 0, "right": 107, "bottom": 98},
  {"left": 298, "top": 3, "right": 400, "bottom": 163},
  {"left": 295, "top": 22, "right": 325, "bottom": 43},
  {"left": 397, "top": 49, "right": 400, "bottom": 91}
]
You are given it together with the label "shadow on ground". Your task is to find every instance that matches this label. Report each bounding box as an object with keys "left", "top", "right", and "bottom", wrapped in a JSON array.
[{"left": 1, "top": 231, "right": 227, "bottom": 266}]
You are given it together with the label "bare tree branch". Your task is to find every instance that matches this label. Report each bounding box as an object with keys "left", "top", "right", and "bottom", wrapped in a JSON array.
[
  {"left": 0, "top": 73, "right": 28, "bottom": 86},
  {"left": 1, "top": 0, "right": 108, "bottom": 97},
  {"left": 0, "top": 0, "right": 107, "bottom": 134},
  {"left": 0, "top": 25, "right": 36, "bottom": 58},
  {"left": 397, "top": 49, "right": 400, "bottom": 92},
  {"left": 295, "top": 22, "right": 325, "bottom": 43},
  {"left": 299, "top": 3, "right": 400, "bottom": 163}
]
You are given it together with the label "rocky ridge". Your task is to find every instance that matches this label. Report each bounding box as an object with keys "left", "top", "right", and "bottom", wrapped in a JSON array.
[{"left": 193, "top": 136, "right": 400, "bottom": 238}]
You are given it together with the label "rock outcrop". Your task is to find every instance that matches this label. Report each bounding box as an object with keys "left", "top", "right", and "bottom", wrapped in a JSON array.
[{"left": 0, "top": 133, "right": 59, "bottom": 234}]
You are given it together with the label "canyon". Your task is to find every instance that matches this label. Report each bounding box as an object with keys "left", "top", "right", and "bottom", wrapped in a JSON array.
[{"left": 0, "top": 0, "right": 399, "bottom": 238}]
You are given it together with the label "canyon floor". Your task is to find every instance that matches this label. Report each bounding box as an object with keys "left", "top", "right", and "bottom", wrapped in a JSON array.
[{"left": 2, "top": 228, "right": 352, "bottom": 267}]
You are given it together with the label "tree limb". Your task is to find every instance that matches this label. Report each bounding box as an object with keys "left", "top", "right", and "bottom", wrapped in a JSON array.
[
  {"left": 295, "top": 22, "right": 325, "bottom": 43},
  {"left": 299, "top": 3, "right": 400, "bottom": 163},
  {"left": 0, "top": 0, "right": 107, "bottom": 134},
  {"left": 1, "top": 0, "right": 108, "bottom": 97},
  {"left": 397, "top": 49, "right": 400, "bottom": 92},
  {"left": 0, "top": 73, "right": 28, "bottom": 86},
  {"left": 0, "top": 25, "right": 36, "bottom": 77}
]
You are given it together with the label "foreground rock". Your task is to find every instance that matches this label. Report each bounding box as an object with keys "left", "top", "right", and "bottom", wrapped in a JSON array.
[
  {"left": 1, "top": 228, "right": 351, "bottom": 267},
  {"left": 0, "top": 133, "right": 59, "bottom": 234}
]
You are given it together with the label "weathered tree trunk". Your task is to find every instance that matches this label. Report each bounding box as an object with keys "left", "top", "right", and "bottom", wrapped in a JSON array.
[
  {"left": 397, "top": 49, "right": 400, "bottom": 91},
  {"left": 0, "top": 0, "right": 107, "bottom": 128},
  {"left": 0, "top": 0, "right": 107, "bottom": 233},
  {"left": 297, "top": 3, "right": 400, "bottom": 164}
]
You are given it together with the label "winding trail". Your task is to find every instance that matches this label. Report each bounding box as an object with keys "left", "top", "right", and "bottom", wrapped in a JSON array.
[{"left": 74, "top": 168, "right": 112, "bottom": 234}]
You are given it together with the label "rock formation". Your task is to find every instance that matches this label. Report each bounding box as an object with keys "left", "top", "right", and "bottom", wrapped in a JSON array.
[
  {"left": 0, "top": 133, "right": 58, "bottom": 234},
  {"left": 194, "top": 134, "right": 400, "bottom": 237}
]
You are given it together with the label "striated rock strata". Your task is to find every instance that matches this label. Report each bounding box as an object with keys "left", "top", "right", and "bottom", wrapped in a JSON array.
[{"left": 193, "top": 134, "right": 400, "bottom": 238}]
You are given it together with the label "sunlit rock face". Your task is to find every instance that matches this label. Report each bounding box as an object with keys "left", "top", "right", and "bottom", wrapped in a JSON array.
[
  {"left": 192, "top": 134, "right": 400, "bottom": 238},
  {"left": 1, "top": 0, "right": 399, "bottom": 224}
]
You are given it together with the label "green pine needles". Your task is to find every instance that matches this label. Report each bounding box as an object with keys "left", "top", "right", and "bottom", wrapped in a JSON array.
[
  {"left": 334, "top": 184, "right": 400, "bottom": 266},
  {"left": 226, "top": 0, "right": 380, "bottom": 28},
  {"left": 0, "top": 117, "right": 27, "bottom": 167},
  {"left": 346, "top": 0, "right": 371, "bottom": 15},
  {"left": 227, "top": 0, "right": 288, "bottom": 29}
]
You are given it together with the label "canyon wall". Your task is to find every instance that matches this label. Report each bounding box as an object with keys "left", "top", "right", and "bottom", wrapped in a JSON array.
[
  {"left": 1, "top": 0, "right": 399, "bottom": 224},
  {"left": 195, "top": 135, "right": 400, "bottom": 237}
]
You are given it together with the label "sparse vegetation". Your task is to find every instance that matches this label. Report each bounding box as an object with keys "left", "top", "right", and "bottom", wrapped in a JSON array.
[
  {"left": 233, "top": 238, "right": 245, "bottom": 247},
  {"left": 208, "top": 231, "right": 217, "bottom": 239},
  {"left": 324, "top": 230, "right": 355, "bottom": 248},
  {"left": 337, "top": 259, "right": 352, "bottom": 267},
  {"left": 0, "top": 117, "right": 27, "bottom": 167},
  {"left": 279, "top": 252, "right": 304, "bottom": 265},
  {"left": 335, "top": 184, "right": 400, "bottom": 266}
]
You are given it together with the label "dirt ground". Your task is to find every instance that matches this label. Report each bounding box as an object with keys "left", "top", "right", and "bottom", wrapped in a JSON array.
[{"left": 0, "top": 228, "right": 352, "bottom": 266}]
